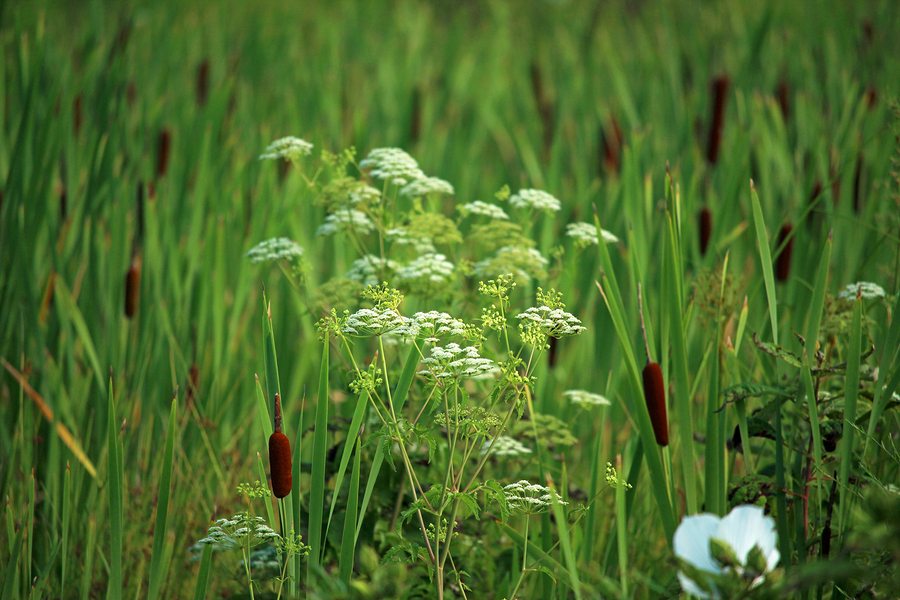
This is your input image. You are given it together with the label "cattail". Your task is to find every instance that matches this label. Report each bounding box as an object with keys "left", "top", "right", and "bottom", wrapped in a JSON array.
[
  {"left": 196, "top": 59, "right": 210, "bottom": 107},
  {"left": 547, "top": 335, "right": 559, "bottom": 368},
  {"left": 806, "top": 180, "right": 823, "bottom": 228},
  {"left": 126, "top": 81, "right": 137, "bottom": 108},
  {"left": 775, "top": 79, "right": 790, "bottom": 121},
  {"left": 706, "top": 74, "right": 730, "bottom": 165},
  {"left": 529, "top": 61, "right": 554, "bottom": 158},
  {"left": 774, "top": 223, "right": 793, "bottom": 282},
  {"left": 269, "top": 393, "right": 292, "bottom": 498},
  {"left": 73, "top": 95, "right": 83, "bottom": 136},
  {"left": 642, "top": 361, "right": 668, "bottom": 447},
  {"left": 59, "top": 187, "right": 68, "bottom": 221},
  {"left": 852, "top": 152, "right": 863, "bottom": 213},
  {"left": 124, "top": 254, "right": 142, "bottom": 318},
  {"left": 698, "top": 207, "right": 712, "bottom": 256},
  {"left": 156, "top": 129, "right": 171, "bottom": 179},
  {"left": 864, "top": 86, "right": 877, "bottom": 109},
  {"left": 185, "top": 362, "right": 199, "bottom": 407},
  {"left": 409, "top": 86, "right": 422, "bottom": 145},
  {"left": 829, "top": 152, "right": 841, "bottom": 204},
  {"left": 600, "top": 116, "right": 624, "bottom": 175}
]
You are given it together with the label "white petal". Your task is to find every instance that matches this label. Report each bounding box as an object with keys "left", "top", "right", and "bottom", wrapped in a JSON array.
[
  {"left": 674, "top": 513, "right": 722, "bottom": 574},
  {"left": 715, "top": 505, "right": 778, "bottom": 569}
]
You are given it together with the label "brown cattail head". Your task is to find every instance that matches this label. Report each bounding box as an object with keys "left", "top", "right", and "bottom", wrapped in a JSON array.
[
  {"left": 601, "top": 116, "right": 624, "bottom": 175},
  {"left": 706, "top": 74, "right": 730, "bottom": 165},
  {"left": 409, "top": 86, "right": 422, "bottom": 145},
  {"left": 59, "top": 187, "right": 68, "bottom": 221},
  {"left": 196, "top": 59, "right": 210, "bottom": 107},
  {"left": 73, "top": 95, "right": 83, "bottom": 136},
  {"left": 852, "top": 152, "right": 864, "bottom": 213},
  {"left": 775, "top": 223, "right": 794, "bottom": 282},
  {"left": 529, "top": 61, "right": 554, "bottom": 158},
  {"left": 126, "top": 81, "right": 137, "bottom": 108},
  {"left": 864, "top": 86, "right": 877, "bottom": 109},
  {"left": 269, "top": 393, "right": 292, "bottom": 498},
  {"left": 776, "top": 79, "right": 790, "bottom": 121},
  {"left": 185, "top": 362, "right": 200, "bottom": 407},
  {"left": 642, "top": 361, "right": 668, "bottom": 446},
  {"left": 805, "top": 180, "right": 823, "bottom": 228},
  {"left": 124, "top": 254, "right": 142, "bottom": 318},
  {"left": 698, "top": 207, "right": 712, "bottom": 256},
  {"left": 547, "top": 335, "right": 559, "bottom": 368},
  {"left": 156, "top": 129, "right": 171, "bottom": 179}
]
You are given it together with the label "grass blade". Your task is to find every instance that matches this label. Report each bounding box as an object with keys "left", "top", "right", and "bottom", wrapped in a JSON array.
[
  {"left": 147, "top": 396, "right": 178, "bottom": 600},
  {"left": 308, "top": 338, "right": 330, "bottom": 576}
]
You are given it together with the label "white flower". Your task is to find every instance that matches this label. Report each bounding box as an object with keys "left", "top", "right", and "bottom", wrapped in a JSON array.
[
  {"left": 458, "top": 201, "right": 509, "bottom": 220},
  {"left": 342, "top": 308, "right": 410, "bottom": 337},
  {"left": 246, "top": 237, "right": 304, "bottom": 264},
  {"left": 317, "top": 209, "right": 374, "bottom": 236},
  {"left": 346, "top": 255, "right": 399, "bottom": 286},
  {"left": 516, "top": 305, "right": 586, "bottom": 338},
  {"left": 348, "top": 184, "right": 382, "bottom": 205},
  {"left": 564, "top": 389, "right": 611, "bottom": 407},
  {"left": 400, "top": 176, "right": 455, "bottom": 198},
  {"left": 386, "top": 227, "right": 436, "bottom": 254},
  {"left": 259, "top": 136, "right": 313, "bottom": 161},
  {"left": 473, "top": 246, "right": 548, "bottom": 282},
  {"left": 395, "top": 311, "right": 466, "bottom": 342},
  {"left": 397, "top": 253, "right": 455, "bottom": 285},
  {"left": 509, "top": 189, "right": 561, "bottom": 212},
  {"left": 359, "top": 147, "right": 425, "bottom": 186},
  {"left": 837, "top": 281, "right": 886, "bottom": 301},
  {"left": 482, "top": 436, "right": 532, "bottom": 458},
  {"left": 421, "top": 343, "right": 498, "bottom": 380},
  {"left": 503, "top": 480, "right": 567, "bottom": 514},
  {"left": 674, "top": 505, "right": 780, "bottom": 599},
  {"left": 565, "top": 221, "right": 620, "bottom": 246}
]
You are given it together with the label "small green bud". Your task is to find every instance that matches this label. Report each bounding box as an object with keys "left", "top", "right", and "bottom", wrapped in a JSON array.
[
  {"left": 745, "top": 544, "right": 768, "bottom": 579},
  {"left": 710, "top": 537, "right": 740, "bottom": 569}
]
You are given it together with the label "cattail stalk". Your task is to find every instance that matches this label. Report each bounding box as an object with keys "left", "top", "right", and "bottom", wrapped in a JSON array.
[
  {"left": 776, "top": 78, "right": 790, "bottom": 121},
  {"left": 409, "top": 86, "right": 422, "bottom": 145},
  {"left": 73, "top": 95, "right": 83, "bottom": 136},
  {"left": 852, "top": 152, "right": 863, "bottom": 213},
  {"left": 269, "top": 393, "right": 292, "bottom": 498},
  {"left": 775, "top": 223, "right": 794, "bottom": 282},
  {"left": 196, "top": 59, "right": 210, "bottom": 107},
  {"left": 600, "top": 116, "right": 624, "bottom": 175},
  {"left": 698, "top": 207, "right": 712, "bottom": 256},
  {"left": 156, "top": 129, "right": 171, "bottom": 179},
  {"left": 706, "top": 74, "right": 730, "bottom": 165},
  {"left": 124, "top": 254, "right": 142, "bottom": 318}
]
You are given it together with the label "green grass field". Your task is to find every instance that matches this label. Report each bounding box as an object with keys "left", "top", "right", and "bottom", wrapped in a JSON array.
[{"left": 2, "top": 0, "right": 899, "bottom": 597}]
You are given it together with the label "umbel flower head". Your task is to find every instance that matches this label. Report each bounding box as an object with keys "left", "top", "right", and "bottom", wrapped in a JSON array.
[
  {"left": 317, "top": 209, "right": 375, "bottom": 236},
  {"left": 508, "top": 188, "right": 561, "bottom": 212},
  {"left": 837, "top": 281, "right": 886, "bottom": 301},
  {"left": 564, "top": 389, "right": 611, "bottom": 408},
  {"left": 397, "top": 253, "right": 455, "bottom": 285},
  {"left": 246, "top": 237, "right": 304, "bottom": 264},
  {"left": 359, "top": 147, "right": 425, "bottom": 186},
  {"left": 400, "top": 176, "right": 455, "bottom": 198},
  {"left": 565, "top": 221, "right": 620, "bottom": 247},
  {"left": 458, "top": 201, "right": 509, "bottom": 220},
  {"left": 420, "top": 343, "right": 498, "bottom": 381},
  {"left": 342, "top": 307, "right": 409, "bottom": 337},
  {"left": 516, "top": 305, "right": 586, "bottom": 338},
  {"left": 259, "top": 136, "right": 313, "bottom": 161},
  {"left": 503, "top": 480, "right": 568, "bottom": 515},
  {"left": 481, "top": 436, "right": 532, "bottom": 458},
  {"left": 674, "top": 504, "right": 780, "bottom": 598}
]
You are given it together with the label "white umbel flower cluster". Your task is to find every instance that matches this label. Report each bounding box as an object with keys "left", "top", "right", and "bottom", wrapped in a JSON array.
[
  {"left": 564, "top": 389, "right": 611, "bottom": 408},
  {"left": 458, "top": 201, "right": 509, "bottom": 220},
  {"left": 400, "top": 176, "right": 455, "bottom": 198},
  {"left": 473, "top": 246, "right": 548, "bottom": 282},
  {"left": 197, "top": 514, "right": 280, "bottom": 551},
  {"left": 359, "top": 147, "right": 425, "bottom": 186},
  {"left": 386, "top": 227, "right": 436, "bottom": 254},
  {"left": 482, "top": 436, "right": 532, "bottom": 458},
  {"left": 837, "top": 281, "right": 886, "bottom": 300},
  {"left": 397, "top": 253, "right": 455, "bottom": 285},
  {"left": 317, "top": 209, "right": 375, "bottom": 236},
  {"left": 346, "top": 255, "right": 399, "bottom": 286},
  {"left": 395, "top": 311, "right": 466, "bottom": 342},
  {"left": 348, "top": 184, "right": 382, "bottom": 205},
  {"left": 565, "top": 221, "right": 620, "bottom": 246},
  {"left": 509, "top": 188, "right": 561, "bottom": 212},
  {"left": 421, "top": 343, "right": 498, "bottom": 380},
  {"left": 503, "top": 480, "right": 568, "bottom": 515},
  {"left": 342, "top": 308, "right": 409, "bottom": 337},
  {"left": 259, "top": 136, "right": 313, "bottom": 161},
  {"left": 516, "top": 306, "right": 586, "bottom": 338},
  {"left": 246, "top": 237, "right": 304, "bottom": 264}
]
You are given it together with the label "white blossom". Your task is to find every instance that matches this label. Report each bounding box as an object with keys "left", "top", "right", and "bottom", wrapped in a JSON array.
[
  {"left": 348, "top": 184, "right": 382, "bottom": 205},
  {"left": 516, "top": 305, "right": 586, "bottom": 337},
  {"left": 564, "top": 389, "right": 611, "bottom": 408},
  {"left": 503, "top": 480, "right": 567, "bottom": 514},
  {"left": 395, "top": 311, "right": 466, "bottom": 342},
  {"left": 421, "top": 343, "right": 498, "bottom": 380},
  {"left": 317, "top": 209, "right": 374, "bottom": 236},
  {"left": 482, "top": 436, "right": 532, "bottom": 458},
  {"left": 359, "top": 147, "right": 425, "bottom": 186},
  {"left": 509, "top": 188, "right": 561, "bottom": 212},
  {"left": 346, "top": 255, "right": 399, "bottom": 286},
  {"left": 400, "top": 176, "right": 455, "bottom": 198},
  {"left": 565, "top": 221, "right": 620, "bottom": 246},
  {"left": 386, "top": 227, "right": 436, "bottom": 254},
  {"left": 246, "top": 237, "right": 304, "bottom": 264},
  {"left": 837, "top": 281, "right": 886, "bottom": 301},
  {"left": 259, "top": 136, "right": 313, "bottom": 161},
  {"left": 342, "top": 308, "right": 410, "bottom": 337},
  {"left": 458, "top": 201, "right": 509, "bottom": 220},
  {"left": 674, "top": 505, "right": 780, "bottom": 599},
  {"left": 473, "top": 246, "right": 548, "bottom": 282},
  {"left": 397, "top": 253, "right": 455, "bottom": 285}
]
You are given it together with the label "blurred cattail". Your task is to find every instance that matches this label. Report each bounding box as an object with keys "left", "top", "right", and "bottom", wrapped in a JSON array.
[
  {"left": 529, "top": 61, "right": 554, "bottom": 158},
  {"left": 73, "top": 95, "right": 83, "bottom": 136},
  {"left": 775, "top": 223, "right": 794, "bottom": 282},
  {"left": 698, "top": 207, "right": 712, "bottom": 256},
  {"left": 269, "top": 393, "right": 293, "bottom": 498},
  {"left": 124, "top": 254, "right": 142, "bottom": 318},
  {"left": 59, "top": 187, "right": 68, "bottom": 221},
  {"left": 600, "top": 116, "right": 624, "bottom": 175},
  {"left": 196, "top": 59, "right": 210, "bottom": 107},
  {"left": 641, "top": 361, "right": 669, "bottom": 447},
  {"left": 156, "top": 129, "right": 171, "bottom": 179},
  {"left": 277, "top": 159, "right": 292, "bottom": 184},
  {"left": 829, "top": 151, "right": 841, "bottom": 204},
  {"left": 109, "top": 19, "right": 132, "bottom": 62},
  {"left": 409, "top": 86, "right": 422, "bottom": 145},
  {"left": 547, "top": 335, "right": 559, "bottom": 368},
  {"left": 853, "top": 152, "right": 864, "bottom": 213},
  {"left": 39, "top": 271, "right": 56, "bottom": 325},
  {"left": 806, "top": 179, "right": 823, "bottom": 228},
  {"left": 185, "top": 362, "right": 200, "bottom": 407},
  {"left": 126, "top": 81, "right": 137, "bottom": 108},
  {"left": 706, "top": 74, "right": 730, "bottom": 165},
  {"left": 776, "top": 79, "right": 790, "bottom": 121},
  {"left": 864, "top": 86, "right": 877, "bottom": 109}
]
